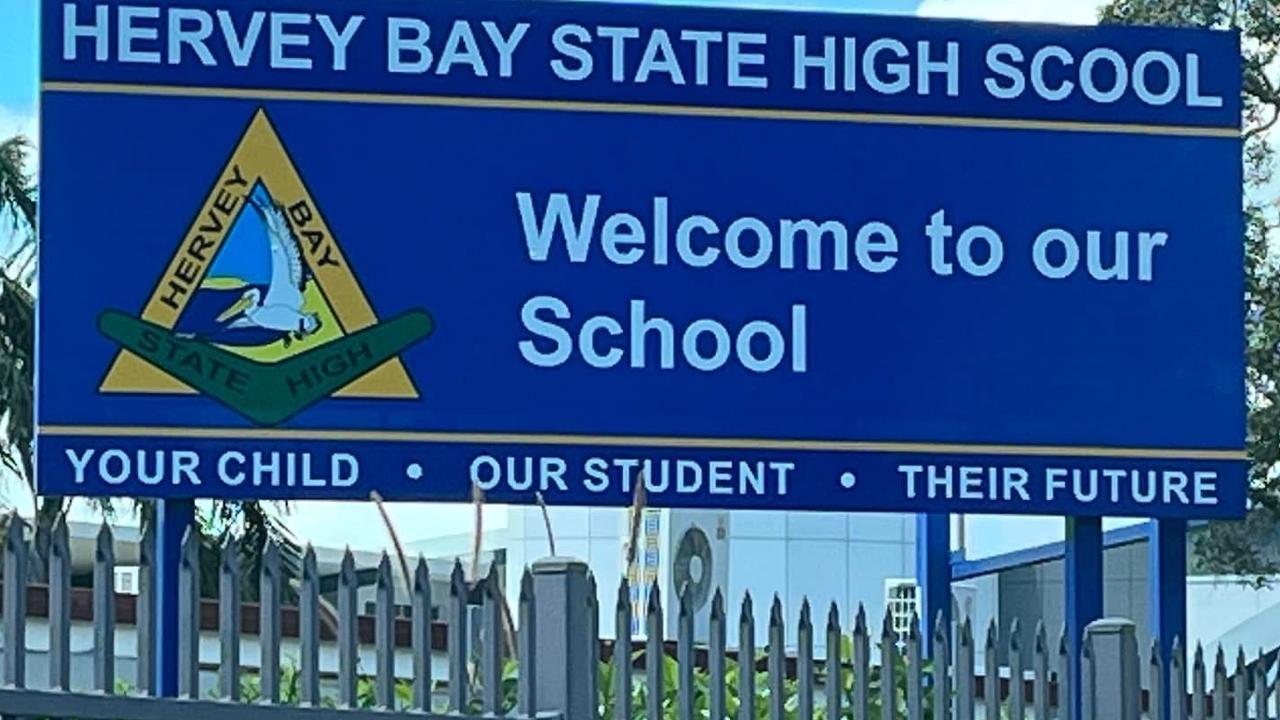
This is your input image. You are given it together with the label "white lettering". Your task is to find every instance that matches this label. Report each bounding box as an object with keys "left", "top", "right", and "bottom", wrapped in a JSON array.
[
  {"left": 637, "top": 29, "right": 685, "bottom": 84},
  {"left": 917, "top": 40, "right": 959, "bottom": 96},
  {"left": 985, "top": 43, "right": 1024, "bottom": 99},
  {"left": 218, "top": 11, "right": 265, "bottom": 67},
  {"left": 728, "top": 32, "right": 767, "bottom": 88},
  {"left": 219, "top": 451, "right": 246, "bottom": 486},
  {"left": 437, "top": 20, "right": 486, "bottom": 77},
  {"left": 118, "top": 6, "right": 161, "bottom": 64},
  {"left": 681, "top": 30, "right": 722, "bottom": 86},
  {"left": 517, "top": 192, "right": 599, "bottom": 263},
  {"left": 471, "top": 455, "right": 501, "bottom": 491},
  {"left": 551, "top": 24, "right": 592, "bottom": 81},
  {"left": 387, "top": 17, "right": 431, "bottom": 73},
  {"left": 316, "top": 14, "right": 364, "bottom": 71},
  {"left": 270, "top": 12, "right": 311, "bottom": 70},
  {"left": 67, "top": 448, "right": 96, "bottom": 484},
  {"left": 168, "top": 9, "right": 215, "bottom": 65},
  {"left": 482, "top": 21, "right": 529, "bottom": 78},
  {"left": 794, "top": 35, "right": 836, "bottom": 91},
  {"left": 519, "top": 296, "right": 572, "bottom": 367},
  {"left": 1033, "top": 229, "right": 1080, "bottom": 279},
  {"left": 63, "top": 3, "right": 109, "bottom": 61}
]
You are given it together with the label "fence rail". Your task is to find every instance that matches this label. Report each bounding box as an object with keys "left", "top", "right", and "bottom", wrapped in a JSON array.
[{"left": 0, "top": 514, "right": 1272, "bottom": 720}]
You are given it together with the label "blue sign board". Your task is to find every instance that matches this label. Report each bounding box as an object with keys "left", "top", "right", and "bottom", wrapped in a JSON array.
[{"left": 38, "top": 0, "right": 1246, "bottom": 518}]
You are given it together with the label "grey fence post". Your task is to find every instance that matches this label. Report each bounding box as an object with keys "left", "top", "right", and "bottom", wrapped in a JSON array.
[
  {"left": 412, "top": 557, "right": 434, "bottom": 713},
  {"left": 49, "top": 518, "right": 71, "bottom": 693},
  {"left": 135, "top": 522, "right": 154, "bottom": 695},
  {"left": 1083, "top": 619, "right": 1140, "bottom": 720},
  {"left": 259, "top": 541, "right": 282, "bottom": 705},
  {"left": 3, "top": 513, "right": 26, "bottom": 690},
  {"left": 532, "top": 557, "right": 595, "bottom": 720}
]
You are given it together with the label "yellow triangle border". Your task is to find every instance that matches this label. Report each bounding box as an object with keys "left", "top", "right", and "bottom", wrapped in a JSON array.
[{"left": 100, "top": 108, "right": 418, "bottom": 399}]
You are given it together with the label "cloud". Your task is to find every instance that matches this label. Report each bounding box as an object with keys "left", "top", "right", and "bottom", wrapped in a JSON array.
[{"left": 917, "top": 0, "right": 1104, "bottom": 25}]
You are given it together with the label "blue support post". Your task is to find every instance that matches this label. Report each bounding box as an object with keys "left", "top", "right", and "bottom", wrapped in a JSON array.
[
  {"left": 153, "top": 499, "right": 195, "bottom": 697},
  {"left": 916, "top": 513, "right": 951, "bottom": 654},
  {"left": 1149, "top": 519, "right": 1187, "bottom": 720},
  {"left": 1065, "top": 516, "right": 1103, "bottom": 720}
]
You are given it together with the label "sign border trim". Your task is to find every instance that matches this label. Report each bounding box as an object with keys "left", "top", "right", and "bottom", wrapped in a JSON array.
[
  {"left": 42, "top": 81, "right": 1242, "bottom": 139},
  {"left": 38, "top": 424, "right": 1248, "bottom": 460}
]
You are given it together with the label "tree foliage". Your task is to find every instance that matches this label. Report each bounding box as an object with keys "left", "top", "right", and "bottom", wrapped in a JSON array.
[
  {"left": 0, "top": 135, "right": 37, "bottom": 497},
  {"left": 1100, "top": 0, "right": 1280, "bottom": 577},
  {"left": 0, "top": 136, "right": 36, "bottom": 232}
]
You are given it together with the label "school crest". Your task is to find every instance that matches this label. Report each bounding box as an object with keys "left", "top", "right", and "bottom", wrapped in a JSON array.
[{"left": 98, "top": 108, "right": 433, "bottom": 426}]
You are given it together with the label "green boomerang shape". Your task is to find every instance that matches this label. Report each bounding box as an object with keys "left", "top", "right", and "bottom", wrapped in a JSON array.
[{"left": 98, "top": 309, "right": 434, "bottom": 426}]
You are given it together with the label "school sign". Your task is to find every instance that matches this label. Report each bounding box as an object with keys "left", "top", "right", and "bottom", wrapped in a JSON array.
[{"left": 37, "top": 0, "right": 1246, "bottom": 517}]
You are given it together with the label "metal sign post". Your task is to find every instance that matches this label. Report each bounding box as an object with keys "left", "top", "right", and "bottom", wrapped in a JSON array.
[
  {"left": 1149, "top": 519, "right": 1188, "bottom": 720},
  {"left": 916, "top": 513, "right": 951, "bottom": 652},
  {"left": 152, "top": 499, "right": 193, "bottom": 697},
  {"left": 1066, "top": 517, "right": 1104, "bottom": 720}
]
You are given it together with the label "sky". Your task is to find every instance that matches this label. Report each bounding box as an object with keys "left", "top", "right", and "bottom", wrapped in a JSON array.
[
  {"left": 2, "top": 0, "right": 1107, "bottom": 553},
  {"left": 0, "top": 2, "right": 38, "bottom": 141}
]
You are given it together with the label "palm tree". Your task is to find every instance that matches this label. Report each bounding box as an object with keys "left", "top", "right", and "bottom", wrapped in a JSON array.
[
  {"left": 0, "top": 136, "right": 36, "bottom": 229},
  {"left": 0, "top": 134, "right": 37, "bottom": 494},
  {"left": 0, "top": 133, "right": 54, "bottom": 576},
  {"left": 0, "top": 138, "right": 37, "bottom": 291},
  {"left": 0, "top": 133, "right": 299, "bottom": 588}
]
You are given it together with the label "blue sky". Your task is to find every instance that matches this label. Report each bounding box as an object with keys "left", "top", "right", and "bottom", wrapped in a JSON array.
[{"left": 0, "top": 1, "right": 37, "bottom": 121}]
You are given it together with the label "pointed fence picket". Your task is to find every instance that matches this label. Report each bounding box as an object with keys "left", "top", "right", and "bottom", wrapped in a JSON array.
[{"left": 0, "top": 512, "right": 1273, "bottom": 720}]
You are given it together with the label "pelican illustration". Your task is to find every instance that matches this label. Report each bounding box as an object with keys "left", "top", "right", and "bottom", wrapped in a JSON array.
[{"left": 215, "top": 195, "right": 321, "bottom": 347}]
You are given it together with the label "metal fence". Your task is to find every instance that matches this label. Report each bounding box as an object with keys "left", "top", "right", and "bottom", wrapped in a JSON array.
[{"left": 0, "top": 514, "right": 1271, "bottom": 720}]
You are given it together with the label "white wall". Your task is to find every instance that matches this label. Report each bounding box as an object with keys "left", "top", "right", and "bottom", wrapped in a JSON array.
[
  {"left": 728, "top": 510, "right": 913, "bottom": 650},
  {"left": 1187, "top": 576, "right": 1280, "bottom": 654},
  {"left": 500, "top": 506, "right": 916, "bottom": 654},
  {"left": 503, "top": 505, "right": 632, "bottom": 640}
]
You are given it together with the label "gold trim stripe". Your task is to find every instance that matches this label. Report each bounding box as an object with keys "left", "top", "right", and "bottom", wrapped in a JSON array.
[
  {"left": 42, "top": 81, "right": 1240, "bottom": 139},
  {"left": 38, "top": 424, "right": 1248, "bottom": 461}
]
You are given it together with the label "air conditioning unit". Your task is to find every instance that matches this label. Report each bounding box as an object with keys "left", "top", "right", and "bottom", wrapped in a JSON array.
[
  {"left": 621, "top": 509, "right": 730, "bottom": 642},
  {"left": 114, "top": 566, "right": 141, "bottom": 596},
  {"left": 661, "top": 511, "right": 730, "bottom": 642}
]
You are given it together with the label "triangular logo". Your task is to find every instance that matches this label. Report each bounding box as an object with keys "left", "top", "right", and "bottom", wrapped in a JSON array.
[
  {"left": 97, "top": 108, "right": 434, "bottom": 426},
  {"left": 100, "top": 108, "right": 420, "bottom": 400}
]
